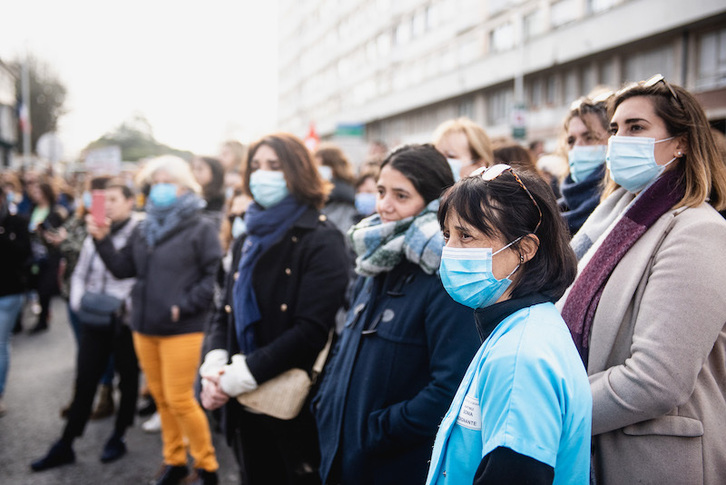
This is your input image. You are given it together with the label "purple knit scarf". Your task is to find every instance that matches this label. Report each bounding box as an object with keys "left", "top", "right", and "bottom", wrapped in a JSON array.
[{"left": 561, "top": 167, "right": 686, "bottom": 365}]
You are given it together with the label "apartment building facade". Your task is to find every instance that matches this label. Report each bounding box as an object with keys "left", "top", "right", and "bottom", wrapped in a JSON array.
[{"left": 278, "top": 0, "right": 726, "bottom": 159}]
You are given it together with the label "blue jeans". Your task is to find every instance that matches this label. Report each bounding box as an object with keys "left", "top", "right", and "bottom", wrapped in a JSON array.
[{"left": 0, "top": 294, "right": 25, "bottom": 396}]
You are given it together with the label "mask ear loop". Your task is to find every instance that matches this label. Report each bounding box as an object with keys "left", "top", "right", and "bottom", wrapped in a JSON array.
[{"left": 493, "top": 235, "right": 526, "bottom": 281}]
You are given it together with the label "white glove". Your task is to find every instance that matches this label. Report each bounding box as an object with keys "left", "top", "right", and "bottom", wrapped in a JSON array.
[
  {"left": 199, "top": 349, "right": 229, "bottom": 378},
  {"left": 219, "top": 354, "right": 258, "bottom": 397}
]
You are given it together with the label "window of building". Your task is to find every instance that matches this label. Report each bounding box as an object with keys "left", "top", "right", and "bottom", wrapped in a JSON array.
[
  {"left": 551, "top": 0, "right": 579, "bottom": 28},
  {"left": 523, "top": 8, "right": 546, "bottom": 40},
  {"left": 459, "top": 36, "right": 482, "bottom": 66},
  {"left": 564, "top": 70, "right": 580, "bottom": 103},
  {"left": 489, "top": 0, "right": 515, "bottom": 16},
  {"left": 377, "top": 31, "right": 392, "bottom": 57},
  {"left": 441, "top": 44, "right": 457, "bottom": 72},
  {"left": 546, "top": 74, "right": 559, "bottom": 105},
  {"left": 487, "top": 87, "right": 514, "bottom": 126},
  {"left": 588, "top": 0, "right": 618, "bottom": 14},
  {"left": 413, "top": 8, "right": 427, "bottom": 36},
  {"left": 698, "top": 27, "right": 726, "bottom": 90},
  {"left": 367, "top": 40, "right": 378, "bottom": 62},
  {"left": 599, "top": 60, "right": 614, "bottom": 86},
  {"left": 490, "top": 22, "right": 515, "bottom": 52},
  {"left": 529, "top": 78, "right": 543, "bottom": 108},
  {"left": 395, "top": 18, "right": 412, "bottom": 45},
  {"left": 458, "top": 98, "right": 475, "bottom": 119},
  {"left": 624, "top": 45, "right": 676, "bottom": 83}
]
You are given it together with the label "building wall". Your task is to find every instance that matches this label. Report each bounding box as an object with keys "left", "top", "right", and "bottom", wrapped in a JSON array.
[
  {"left": 278, "top": 0, "right": 726, "bottom": 158},
  {"left": 0, "top": 59, "right": 18, "bottom": 167}
]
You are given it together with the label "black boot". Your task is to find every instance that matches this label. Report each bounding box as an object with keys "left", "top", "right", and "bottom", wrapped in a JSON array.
[
  {"left": 100, "top": 433, "right": 127, "bottom": 463},
  {"left": 153, "top": 464, "right": 189, "bottom": 485},
  {"left": 31, "top": 440, "right": 75, "bottom": 471},
  {"left": 186, "top": 469, "right": 219, "bottom": 485}
]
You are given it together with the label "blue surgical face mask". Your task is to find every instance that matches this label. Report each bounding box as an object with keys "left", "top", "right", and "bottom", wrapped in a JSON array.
[
  {"left": 82, "top": 191, "right": 92, "bottom": 209},
  {"left": 355, "top": 192, "right": 377, "bottom": 216},
  {"left": 148, "top": 183, "right": 178, "bottom": 207},
  {"left": 6, "top": 191, "right": 16, "bottom": 205},
  {"left": 249, "top": 170, "right": 289, "bottom": 208},
  {"left": 439, "top": 238, "right": 522, "bottom": 309},
  {"left": 568, "top": 145, "right": 607, "bottom": 183},
  {"left": 231, "top": 216, "right": 247, "bottom": 239},
  {"left": 606, "top": 136, "right": 676, "bottom": 193},
  {"left": 447, "top": 158, "right": 462, "bottom": 182}
]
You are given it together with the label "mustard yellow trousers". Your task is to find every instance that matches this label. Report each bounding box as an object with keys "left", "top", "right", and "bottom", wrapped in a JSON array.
[{"left": 133, "top": 332, "right": 218, "bottom": 472}]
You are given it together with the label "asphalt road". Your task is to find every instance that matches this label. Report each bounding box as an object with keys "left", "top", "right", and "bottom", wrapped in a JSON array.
[{"left": 0, "top": 297, "right": 239, "bottom": 485}]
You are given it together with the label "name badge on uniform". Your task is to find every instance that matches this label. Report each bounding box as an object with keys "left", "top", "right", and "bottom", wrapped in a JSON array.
[{"left": 456, "top": 394, "right": 481, "bottom": 430}]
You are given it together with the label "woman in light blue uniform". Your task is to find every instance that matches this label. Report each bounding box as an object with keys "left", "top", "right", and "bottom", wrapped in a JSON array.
[{"left": 427, "top": 164, "right": 592, "bottom": 484}]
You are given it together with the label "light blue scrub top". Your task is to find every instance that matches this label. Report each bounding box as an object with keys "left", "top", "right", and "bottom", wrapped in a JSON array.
[{"left": 426, "top": 302, "right": 592, "bottom": 485}]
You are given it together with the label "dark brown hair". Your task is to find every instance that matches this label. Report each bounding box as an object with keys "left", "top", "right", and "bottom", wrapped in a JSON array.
[
  {"left": 314, "top": 142, "right": 356, "bottom": 185},
  {"left": 493, "top": 144, "right": 542, "bottom": 178},
  {"left": 438, "top": 168, "right": 577, "bottom": 301},
  {"left": 381, "top": 144, "right": 455, "bottom": 204},
  {"left": 244, "top": 133, "right": 331, "bottom": 209}
]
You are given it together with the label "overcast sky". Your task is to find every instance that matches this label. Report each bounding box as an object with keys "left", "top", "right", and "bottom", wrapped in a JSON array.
[{"left": 0, "top": 0, "right": 279, "bottom": 159}]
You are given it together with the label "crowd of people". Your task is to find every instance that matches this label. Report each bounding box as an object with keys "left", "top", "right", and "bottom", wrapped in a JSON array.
[{"left": 1, "top": 74, "right": 725, "bottom": 485}]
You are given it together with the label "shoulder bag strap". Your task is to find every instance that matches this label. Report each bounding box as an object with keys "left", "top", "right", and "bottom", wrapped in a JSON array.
[{"left": 311, "top": 329, "right": 335, "bottom": 384}]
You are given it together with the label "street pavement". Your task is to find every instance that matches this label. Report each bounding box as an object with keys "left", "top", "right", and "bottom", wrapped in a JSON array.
[{"left": 0, "top": 297, "right": 239, "bottom": 485}]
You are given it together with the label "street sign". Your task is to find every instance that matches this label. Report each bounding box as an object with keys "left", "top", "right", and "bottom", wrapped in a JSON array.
[
  {"left": 36, "top": 132, "right": 64, "bottom": 163},
  {"left": 85, "top": 145, "right": 122, "bottom": 174}
]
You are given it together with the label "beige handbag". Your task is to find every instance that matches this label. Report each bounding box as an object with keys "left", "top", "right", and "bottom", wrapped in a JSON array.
[{"left": 236, "top": 332, "right": 334, "bottom": 420}]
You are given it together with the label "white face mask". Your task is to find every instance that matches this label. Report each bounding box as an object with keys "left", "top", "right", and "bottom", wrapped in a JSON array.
[
  {"left": 318, "top": 165, "right": 333, "bottom": 181},
  {"left": 249, "top": 170, "right": 289, "bottom": 208},
  {"left": 606, "top": 136, "right": 676, "bottom": 193},
  {"left": 447, "top": 158, "right": 462, "bottom": 182}
]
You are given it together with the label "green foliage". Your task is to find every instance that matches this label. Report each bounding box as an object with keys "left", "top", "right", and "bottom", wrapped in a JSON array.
[{"left": 84, "top": 113, "right": 193, "bottom": 161}]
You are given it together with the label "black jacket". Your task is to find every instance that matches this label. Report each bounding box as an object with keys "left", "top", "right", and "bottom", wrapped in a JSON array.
[
  {"left": 0, "top": 210, "right": 31, "bottom": 296},
  {"left": 207, "top": 207, "right": 349, "bottom": 434},
  {"left": 208, "top": 207, "right": 349, "bottom": 381},
  {"left": 95, "top": 213, "right": 222, "bottom": 336}
]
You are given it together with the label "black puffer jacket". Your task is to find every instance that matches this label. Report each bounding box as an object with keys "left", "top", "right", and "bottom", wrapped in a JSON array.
[{"left": 95, "top": 213, "right": 222, "bottom": 335}]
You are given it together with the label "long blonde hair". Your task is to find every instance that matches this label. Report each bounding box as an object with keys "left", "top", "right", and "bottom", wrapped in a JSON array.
[{"left": 432, "top": 117, "right": 494, "bottom": 166}]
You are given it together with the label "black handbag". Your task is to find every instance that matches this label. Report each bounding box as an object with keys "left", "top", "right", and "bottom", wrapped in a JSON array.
[{"left": 75, "top": 253, "right": 124, "bottom": 327}]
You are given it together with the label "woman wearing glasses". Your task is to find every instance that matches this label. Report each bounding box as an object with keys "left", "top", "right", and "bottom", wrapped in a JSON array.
[
  {"left": 313, "top": 144, "right": 480, "bottom": 485},
  {"left": 558, "top": 89, "right": 613, "bottom": 236},
  {"left": 560, "top": 75, "right": 726, "bottom": 483},
  {"left": 426, "top": 165, "right": 591, "bottom": 484}
]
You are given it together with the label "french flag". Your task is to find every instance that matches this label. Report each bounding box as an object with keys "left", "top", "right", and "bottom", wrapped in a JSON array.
[{"left": 18, "top": 100, "right": 30, "bottom": 134}]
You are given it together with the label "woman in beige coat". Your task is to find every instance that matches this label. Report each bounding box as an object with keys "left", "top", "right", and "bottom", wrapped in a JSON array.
[{"left": 559, "top": 75, "right": 726, "bottom": 484}]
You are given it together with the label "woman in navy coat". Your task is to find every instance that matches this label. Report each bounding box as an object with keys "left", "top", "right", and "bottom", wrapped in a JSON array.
[{"left": 313, "top": 144, "right": 480, "bottom": 485}]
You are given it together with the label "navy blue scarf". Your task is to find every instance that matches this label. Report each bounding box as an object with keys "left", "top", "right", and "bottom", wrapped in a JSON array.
[
  {"left": 559, "top": 164, "right": 605, "bottom": 236},
  {"left": 233, "top": 196, "right": 307, "bottom": 353}
]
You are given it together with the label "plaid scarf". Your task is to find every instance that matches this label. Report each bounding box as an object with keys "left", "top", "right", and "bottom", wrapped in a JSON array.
[
  {"left": 347, "top": 200, "right": 443, "bottom": 277},
  {"left": 561, "top": 166, "right": 685, "bottom": 365}
]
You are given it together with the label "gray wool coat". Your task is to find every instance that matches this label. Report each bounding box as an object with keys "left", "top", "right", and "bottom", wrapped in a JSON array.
[{"left": 558, "top": 188, "right": 726, "bottom": 485}]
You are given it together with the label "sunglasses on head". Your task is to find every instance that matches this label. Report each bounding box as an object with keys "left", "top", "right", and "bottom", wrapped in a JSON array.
[
  {"left": 643, "top": 73, "right": 680, "bottom": 104},
  {"left": 470, "top": 164, "right": 543, "bottom": 234}
]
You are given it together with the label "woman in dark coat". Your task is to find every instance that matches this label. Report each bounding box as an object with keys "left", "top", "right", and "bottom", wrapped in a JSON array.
[
  {"left": 86, "top": 155, "right": 223, "bottom": 485},
  {"left": 200, "top": 133, "right": 349, "bottom": 485},
  {"left": 312, "top": 144, "right": 480, "bottom": 485}
]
